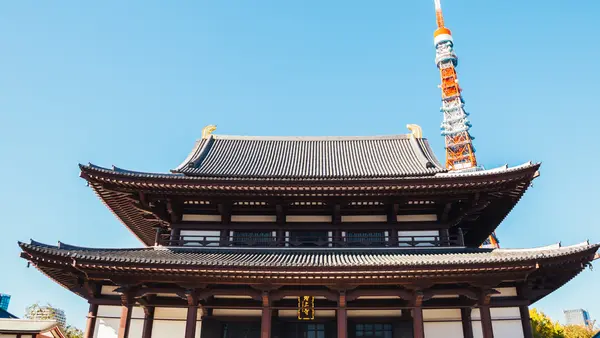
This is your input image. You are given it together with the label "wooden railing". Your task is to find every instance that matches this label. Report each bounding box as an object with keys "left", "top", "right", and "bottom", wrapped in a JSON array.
[{"left": 159, "top": 234, "right": 464, "bottom": 248}]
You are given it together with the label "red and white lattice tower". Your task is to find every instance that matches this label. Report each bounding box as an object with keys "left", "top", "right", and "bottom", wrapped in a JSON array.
[{"left": 433, "top": 0, "right": 477, "bottom": 170}]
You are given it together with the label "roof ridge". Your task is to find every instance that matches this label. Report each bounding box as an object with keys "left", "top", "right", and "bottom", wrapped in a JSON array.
[{"left": 209, "top": 134, "right": 413, "bottom": 141}]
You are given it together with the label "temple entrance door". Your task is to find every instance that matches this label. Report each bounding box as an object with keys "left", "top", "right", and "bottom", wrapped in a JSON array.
[
  {"left": 279, "top": 322, "right": 335, "bottom": 338},
  {"left": 222, "top": 322, "right": 261, "bottom": 338}
]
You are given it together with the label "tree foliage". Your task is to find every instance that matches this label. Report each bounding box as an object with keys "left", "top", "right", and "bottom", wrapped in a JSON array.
[
  {"left": 531, "top": 308, "right": 565, "bottom": 338},
  {"left": 564, "top": 322, "right": 599, "bottom": 338},
  {"left": 24, "top": 302, "right": 83, "bottom": 338},
  {"left": 530, "top": 308, "right": 599, "bottom": 338}
]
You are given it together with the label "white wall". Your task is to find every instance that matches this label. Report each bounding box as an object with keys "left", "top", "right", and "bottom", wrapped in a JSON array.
[
  {"left": 424, "top": 309, "right": 463, "bottom": 338},
  {"left": 471, "top": 307, "right": 524, "bottom": 338},
  {"left": 92, "top": 306, "right": 202, "bottom": 338},
  {"left": 151, "top": 307, "right": 202, "bottom": 338},
  {"left": 94, "top": 305, "right": 120, "bottom": 338},
  {"left": 128, "top": 307, "right": 145, "bottom": 338},
  {"left": 424, "top": 322, "right": 463, "bottom": 338}
]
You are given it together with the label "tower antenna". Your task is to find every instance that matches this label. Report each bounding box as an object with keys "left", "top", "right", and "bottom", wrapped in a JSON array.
[{"left": 433, "top": 0, "right": 477, "bottom": 170}]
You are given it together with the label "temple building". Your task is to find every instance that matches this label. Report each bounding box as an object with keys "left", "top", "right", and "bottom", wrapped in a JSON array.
[
  {"left": 18, "top": 126, "right": 599, "bottom": 338},
  {"left": 15, "top": 1, "right": 599, "bottom": 337}
]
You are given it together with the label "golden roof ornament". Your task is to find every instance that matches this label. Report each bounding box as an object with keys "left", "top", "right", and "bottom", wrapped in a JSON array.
[
  {"left": 202, "top": 125, "right": 217, "bottom": 139},
  {"left": 406, "top": 124, "right": 423, "bottom": 139}
]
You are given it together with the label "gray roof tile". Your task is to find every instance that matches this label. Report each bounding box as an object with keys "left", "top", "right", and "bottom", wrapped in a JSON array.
[
  {"left": 172, "top": 135, "right": 445, "bottom": 179},
  {"left": 20, "top": 241, "right": 599, "bottom": 269}
]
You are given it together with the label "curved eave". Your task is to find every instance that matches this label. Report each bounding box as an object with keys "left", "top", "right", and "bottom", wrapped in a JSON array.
[
  {"left": 79, "top": 161, "right": 539, "bottom": 186},
  {"left": 19, "top": 240, "right": 599, "bottom": 301},
  {"left": 79, "top": 162, "right": 540, "bottom": 246}
]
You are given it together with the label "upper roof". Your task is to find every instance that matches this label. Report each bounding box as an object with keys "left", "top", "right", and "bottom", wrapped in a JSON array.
[{"left": 172, "top": 134, "right": 445, "bottom": 179}]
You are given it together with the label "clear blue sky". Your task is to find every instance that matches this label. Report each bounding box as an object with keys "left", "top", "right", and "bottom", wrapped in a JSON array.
[{"left": 1, "top": 0, "right": 598, "bottom": 330}]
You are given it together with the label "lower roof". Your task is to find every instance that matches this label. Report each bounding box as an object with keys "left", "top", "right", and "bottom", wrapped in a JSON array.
[
  {"left": 19, "top": 240, "right": 598, "bottom": 303},
  {"left": 0, "top": 319, "right": 63, "bottom": 335},
  {"left": 19, "top": 240, "right": 599, "bottom": 269}
]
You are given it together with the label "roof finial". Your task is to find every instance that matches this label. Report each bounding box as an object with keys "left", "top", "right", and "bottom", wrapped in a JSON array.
[
  {"left": 202, "top": 125, "right": 217, "bottom": 139},
  {"left": 406, "top": 124, "right": 423, "bottom": 139}
]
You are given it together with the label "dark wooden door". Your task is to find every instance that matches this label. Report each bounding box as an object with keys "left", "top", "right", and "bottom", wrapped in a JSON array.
[
  {"left": 280, "top": 322, "right": 336, "bottom": 338},
  {"left": 221, "top": 322, "right": 260, "bottom": 338}
]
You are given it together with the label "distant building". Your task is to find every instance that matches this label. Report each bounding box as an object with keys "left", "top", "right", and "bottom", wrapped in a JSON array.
[
  {"left": 28, "top": 306, "right": 66, "bottom": 327},
  {"left": 0, "top": 308, "right": 17, "bottom": 319},
  {"left": 564, "top": 309, "right": 591, "bottom": 326},
  {"left": 0, "top": 294, "right": 10, "bottom": 312}
]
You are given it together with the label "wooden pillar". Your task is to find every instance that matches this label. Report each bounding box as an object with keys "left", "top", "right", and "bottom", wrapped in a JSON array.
[
  {"left": 440, "top": 229, "right": 450, "bottom": 246},
  {"left": 520, "top": 305, "right": 533, "bottom": 338},
  {"left": 412, "top": 307, "right": 425, "bottom": 338},
  {"left": 337, "top": 291, "right": 347, "bottom": 338},
  {"left": 118, "top": 303, "right": 132, "bottom": 338},
  {"left": 185, "top": 305, "right": 198, "bottom": 338},
  {"left": 276, "top": 229, "right": 285, "bottom": 246},
  {"left": 479, "top": 306, "right": 494, "bottom": 338},
  {"left": 84, "top": 303, "right": 98, "bottom": 338},
  {"left": 457, "top": 228, "right": 465, "bottom": 246},
  {"left": 153, "top": 227, "right": 162, "bottom": 246},
  {"left": 261, "top": 292, "right": 271, "bottom": 338},
  {"left": 412, "top": 291, "right": 425, "bottom": 338},
  {"left": 141, "top": 307, "right": 154, "bottom": 338},
  {"left": 461, "top": 308, "right": 474, "bottom": 338},
  {"left": 182, "top": 290, "right": 199, "bottom": 338},
  {"left": 170, "top": 228, "right": 181, "bottom": 245}
]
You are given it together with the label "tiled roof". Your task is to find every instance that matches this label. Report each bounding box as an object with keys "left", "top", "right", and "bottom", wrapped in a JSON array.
[
  {"left": 0, "top": 319, "right": 60, "bottom": 333},
  {"left": 20, "top": 240, "right": 599, "bottom": 269},
  {"left": 172, "top": 135, "right": 445, "bottom": 179}
]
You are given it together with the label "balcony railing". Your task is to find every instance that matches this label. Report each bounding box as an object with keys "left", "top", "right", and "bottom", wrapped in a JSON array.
[{"left": 158, "top": 234, "right": 464, "bottom": 248}]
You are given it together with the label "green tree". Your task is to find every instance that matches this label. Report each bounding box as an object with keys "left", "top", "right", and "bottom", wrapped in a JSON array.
[
  {"left": 24, "top": 302, "right": 83, "bottom": 338},
  {"left": 530, "top": 308, "right": 565, "bottom": 338},
  {"left": 564, "top": 322, "right": 599, "bottom": 338},
  {"left": 64, "top": 325, "right": 83, "bottom": 338}
]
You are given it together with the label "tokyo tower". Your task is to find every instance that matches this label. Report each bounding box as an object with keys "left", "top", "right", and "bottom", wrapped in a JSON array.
[{"left": 433, "top": 0, "right": 477, "bottom": 170}]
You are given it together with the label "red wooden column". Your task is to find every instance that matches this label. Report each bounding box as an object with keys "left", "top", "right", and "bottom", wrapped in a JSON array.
[
  {"left": 185, "top": 290, "right": 199, "bottom": 338},
  {"left": 141, "top": 306, "right": 154, "bottom": 338},
  {"left": 84, "top": 303, "right": 98, "bottom": 338},
  {"left": 461, "top": 308, "right": 474, "bottom": 338},
  {"left": 520, "top": 305, "right": 533, "bottom": 338},
  {"left": 118, "top": 296, "right": 133, "bottom": 338},
  {"left": 479, "top": 306, "right": 494, "bottom": 338},
  {"left": 337, "top": 291, "right": 347, "bottom": 338},
  {"left": 412, "top": 291, "right": 425, "bottom": 338},
  {"left": 261, "top": 291, "right": 271, "bottom": 338}
]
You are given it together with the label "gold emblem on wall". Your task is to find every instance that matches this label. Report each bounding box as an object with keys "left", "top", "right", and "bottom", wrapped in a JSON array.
[{"left": 297, "top": 296, "right": 315, "bottom": 320}]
